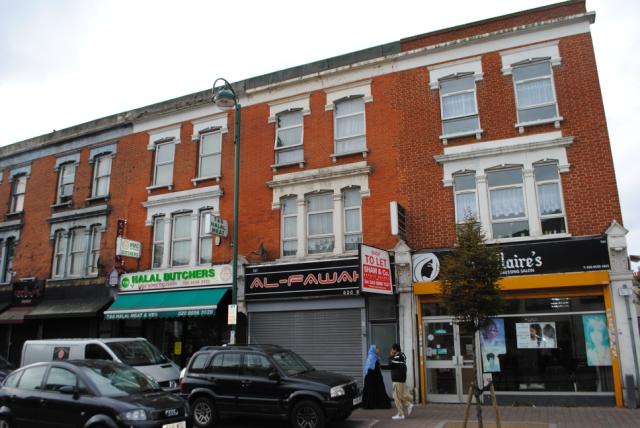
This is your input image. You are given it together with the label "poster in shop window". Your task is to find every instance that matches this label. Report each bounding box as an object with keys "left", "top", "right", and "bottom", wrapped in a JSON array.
[
  {"left": 515, "top": 322, "right": 557, "bottom": 349},
  {"left": 582, "top": 314, "right": 612, "bottom": 366},
  {"left": 480, "top": 319, "right": 506, "bottom": 372}
]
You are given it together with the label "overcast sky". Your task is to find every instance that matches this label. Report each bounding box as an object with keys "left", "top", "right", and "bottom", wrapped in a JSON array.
[{"left": 0, "top": 0, "right": 638, "bottom": 264}]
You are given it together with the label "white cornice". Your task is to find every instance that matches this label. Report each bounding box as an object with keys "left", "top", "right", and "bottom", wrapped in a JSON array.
[
  {"left": 143, "top": 186, "right": 223, "bottom": 209},
  {"left": 267, "top": 162, "right": 373, "bottom": 189}
]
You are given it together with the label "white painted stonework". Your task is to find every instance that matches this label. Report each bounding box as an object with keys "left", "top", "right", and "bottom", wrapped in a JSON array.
[
  {"left": 191, "top": 114, "right": 229, "bottom": 141},
  {"left": 500, "top": 40, "right": 562, "bottom": 74},
  {"left": 428, "top": 56, "right": 484, "bottom": 90},
  {"left": 268, "top": 94, "right": 311, "bottom": 123},
  {"left": 324, "top": 80, "right": 373, "bottom": 111}
]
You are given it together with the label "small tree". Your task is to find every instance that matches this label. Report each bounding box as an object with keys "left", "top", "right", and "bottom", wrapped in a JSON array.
[{"left": 439, "top": 217, "right": 504, "bottom": 428}]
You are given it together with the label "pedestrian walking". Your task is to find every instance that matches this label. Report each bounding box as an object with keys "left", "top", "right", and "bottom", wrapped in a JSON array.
[
  {"left": 362, "top": 345, "right": 391, "bottom": 409},
  {"left": 389, "top": 343, "right": 414, "bottom": 420}
]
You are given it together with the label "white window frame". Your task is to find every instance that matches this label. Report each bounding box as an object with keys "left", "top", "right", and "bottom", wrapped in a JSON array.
[
  {"left": 280, "top": 197, "right": 297, "bottom": 258},
  {"left": 512, "top": 59, "right": 560, "bottom": 128},
  {"left": 306, "top": 193, "right": 335, "bottom": 255},
  {"left": 333, "top": 96, "right": 367, "bottom": 156},
  {"left": 92, "top": 155, "right": 112, "bottom": 198},
  {"left": 274, "top": 110, "right": 304, "bottom": 166},
  {"left": 439, "top": 74, "right": 481, "bottom": 141},
  {"left": 199, "top": 210, "right": 213, "bottom": 265},
  {"left": 171, "top": 214, "right": 192, "bottom": 267},
  {"left": 534, "top": 161, "right": 567, "bottom": 235},
  {"left": 52, "top": 231, "right": 65, "bottom": 279},
  {"left": 487, "top": 167, "right": 529, "bottom": 239},
  {"left": 67, "top": 228, "right": 86, "bottom": 277},
  {"left": 198, "top": 132, "right": 222, "bottom": 180},
  {"left": 343, "top": 188, "right": 362, "bottom": 252},
  {"left": 152, "top": 217, "right": 165, "bottom": 269},
  {"left": 1, "top": 238, "right": 15, "bottom": 283},
  {"left": 10, "top": 175, "right": 27, "bottom": 213},
  {"left": 88, "top": 226, "right": 101, "bottom": 275},
  {"left": 153, "top": 141, "right": 175, "bottom": 187},
  {"left": 453, "top": 172, "right": 478, "bottom": 224},
  {"left": 57, "top": 163, "right": 76, "bottom": 204}
]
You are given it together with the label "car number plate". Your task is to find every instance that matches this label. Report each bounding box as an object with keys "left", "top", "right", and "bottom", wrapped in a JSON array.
[
  {"left": 162, "top": 422, "right": 186, "bottom": 428},
  {"left": 353, "top": 395, "right": 362, "bottom": 406}
]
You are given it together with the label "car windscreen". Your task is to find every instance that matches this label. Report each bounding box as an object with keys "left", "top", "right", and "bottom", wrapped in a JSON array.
[
  {"left": 270, "top": 350, "right": 314, "bottom": 375},
  {"left": 105, "top": 340, "right": 168, "bottom": 366},
  {"left": 81, "top": 363, "right": 161, "bottom": 397}
]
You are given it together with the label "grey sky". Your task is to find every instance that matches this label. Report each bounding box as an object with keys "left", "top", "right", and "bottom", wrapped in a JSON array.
[{"left": 0, "top": 0, "right": 638, "bottom": 263}]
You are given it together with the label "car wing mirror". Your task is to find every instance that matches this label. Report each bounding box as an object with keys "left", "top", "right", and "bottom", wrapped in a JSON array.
[
  {"left": 268, "top": 370, "right": 281, "bottom": 381},
  {"left": 59, "top": 385, "right": 80, "bottom": 399}
]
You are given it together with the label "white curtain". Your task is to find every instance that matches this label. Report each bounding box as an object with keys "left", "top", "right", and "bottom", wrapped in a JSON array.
[
  {"left": 456, "top": 192, "right": 477, "bottom": 222},
  {"left": 345, "top": 209, "right": 360, "bottom": 233},
  {"left": 538, "top": 183, "right": 562, "bottom": 215},
  {"left": 517, "top": 78, "right": 553, "bottom": 107},
  {"left": 309, "top": 212, "right": 332, "bottom": 235},
  {"left": 490, "top": 188, "right": 525, "bottom": 219},
  {"left": 442, "top": 92, "right": 476, "bottom": 119}
]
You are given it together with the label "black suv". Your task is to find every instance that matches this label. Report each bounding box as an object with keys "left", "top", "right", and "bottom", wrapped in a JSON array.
[{"left": 180, "top": 345, "right": 361, "bottom": 428}]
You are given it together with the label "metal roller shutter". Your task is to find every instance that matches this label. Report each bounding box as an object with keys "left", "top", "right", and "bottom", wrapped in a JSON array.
[{"left": 250, "top": 308, "right": 363, "bottom": 385}]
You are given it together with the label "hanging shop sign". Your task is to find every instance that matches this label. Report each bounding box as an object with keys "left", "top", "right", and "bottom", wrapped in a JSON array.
[
  {"left": 211, "top": 216, "right": 229, "bottom": 237},
  {"left": 116, "top": 237, "right": 142, "bottom": 259},
  {"left": 12, "top": 278, "right": 45, "bottom": 306},
  {"left": 119, "top": 264, "right": 232, "bottom": 292},
  {"left": 360, "top": 244, "right": 393, "bottom": 295},
  {"left": 245, "top": 258, "right": 361, "bottom": 299},
  {"left": 412, "top": 236, "right": 610, "bottom": 282}
]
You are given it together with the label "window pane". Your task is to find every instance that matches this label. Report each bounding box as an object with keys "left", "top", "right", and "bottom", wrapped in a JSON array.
[
  {"left": 442, "top": 92, "right": 476, "bottom": 119},
  {"left": 156, "top": 143, "right": 174, "bottom": 163},
  {"left": 335, "top": 136, "right": 366, "bottom": 154},
  {"left": 456, "top": 193, "right": 477, "bottom": 223},
  {"left": 440, "top": 76, "right": 474, "bottom": 94},
  {"left": 15, "top": 176, "right": 27, "bottom": 194},
  {"left": 513, "top": 61, "right": 551, "bottom": 81},
  {"left": 490, "top": 188, "right": 525, "bottom": 219},
  {"left": 454, "top": 174, "right": 476, "bottom": 191},
  {"left": 152, "top": 244, "right": 163, "bottom": 268},
  {"left": 370, "top": 324, "right": 397, "bottom": 363},
  {"left": 345, "top": 210, "right": 360, "bottom": 233},
  {"left": 276, "top": 126, "right": 302, "bottom": 148},
  {"left": 343, "top": 189, "right": 360, "bottom": 208},
  {"left": 44, "top": 368, "right": 77, "bottom": 392},
  {"left": 283, "top": 241, "right": 297, "bottom": 257},
  {"left": 308, "top": 237, "right": 334, "bottom": 254},
  {"left": 541, "top": 217, "right": 566, "bottom": 235},
  {"left": 345, "top": 234, "right": 362, "bottom": 251},
  {"left": 282, "top": 198, "right": 296, "bottom": 215},
  {"left": 538, "top": 183, "right": 562, "bottom": 215},
  {"left": 61, "top": 165, "right": 76, "bottom": 184},
  {"left": 19, "top": 366, "right": 47, "bottom": 390},
  {"left": 155, "top": 164, "right": 173, "bottom": 185},
  {"left": 200, "top": 236, "right": 212, "bottom": 264},
  {"left": 96, "top": 176, "right": 109, "bottom": 196},
  {"left": 154, "top": 220, "right": 164, "bottom": 241},
  {"left": 172, "top": 241, "right": 190, "bottom": 266},
  {"left": 487, "top": 169, "right": 523, "bottom": 187},
  {"left": 200, "top": 212, "right": 212, "bottom": 235},
  {"left": 534, "top": 163, "right": 559, "bottom": 181},
  {"left": 283, "top": 217, "right": 297, "bottom": 239},
  {"left": 308, "top": 194, "right": 333, "bottom": 212},
  {"left": 336, "top": 115, "right": 365, "bottom": 139},
  {"left": 245, "top": 354, "right": 273, "bottom": 377},
  {"left": 13, "top": 195, "right": 24, "bottom": 212},
  {"left": 335, "top": 98, "right": 364, "bottom": 116},
  {"left": 309, "top": 212, "right": 332, "bottom": 235},
  {"left": 277, "top": 111, "right": 303, "bottom": 128},
  {"left": 276, "top": 147, "right": 303, "bottom": 164},
  {"left": 71, "top": 254, "right": 84, "bottom": 275},
  {"left": 492, "top": 221, "right": 530, "bottom": 239},
  {"left": 519, "top": 105, "right": 557, "bottom": 123},
  {"left": 443, "top": 116, "right": 479, "bottom": 135},
  {"left": 92, "top": 229, "right": 101, "bottom": 251},
  {"left": 201, "top": 133, "right": 221, "bottom": 155},
  {"left": 97, "top": 156, "right": 112, "bottom": 175},
  {"left": 516, "top": 79, "right": 554, "bottom": 108},
  {"left": 72, "top": 230, "right": 85, "bottom": 252},
  {"left": 174, "top": 216, "right": 191, "bottom": 239},
  {"left": 200, "top": 153, "right": 221, "bottom": 177}
]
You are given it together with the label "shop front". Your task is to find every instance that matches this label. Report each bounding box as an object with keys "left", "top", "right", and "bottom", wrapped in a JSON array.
[
  {"left": 413, "top": 236, "right": 623, "bottom": 406},
  {"left": 247, "top": 255, "right": 399, "bottom": 386},
  {"left": 103, "top": 264, "right": 232, "bottom": 367}
]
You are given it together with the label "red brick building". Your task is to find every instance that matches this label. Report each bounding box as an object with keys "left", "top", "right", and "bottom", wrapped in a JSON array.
[{"left": 0, "top": 0, "right": 635, "bottom": 407}]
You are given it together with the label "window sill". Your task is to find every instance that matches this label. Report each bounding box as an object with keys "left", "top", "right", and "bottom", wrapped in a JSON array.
[
  {"left": 330, "top": 149, "right": 369, "bottom": 163},
  {"left": 48, "top": 274, "right": 100, "bottom": 282},
  {"left": 50, "top": 200, "right": 72, "bottom": 209},
  {"left": 191, "top": 176, "right": 221, "bottom": 186},
  {"left": 5, "top": 211, "right": 23, "bottom": 219},
  {"left": 146, "top": 184, "right": 173, "bottom": 194},
  {"left": 271, "top": 160, "right": 305, "bottom": 172},
  {"left": 86, "top": 194, "right": 110, "bottom": 203},
  {"left": 440, "top": 129, "right": 483, "bottom": 145},
  {"left": 515, "top": 116, "right": 563, "bottom": 134},
  {"left": 277, "top": 250, "right": 359, "bottom": 261},
  {"left": 487, "top": 232, "right": 571, "bottom": 245}
]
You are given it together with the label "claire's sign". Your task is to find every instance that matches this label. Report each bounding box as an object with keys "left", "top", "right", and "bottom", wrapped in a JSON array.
[
  {"left": 245, "top": 258, "right": 360, "bottom": 299},
  {"left": 412, "top": 236, "right": 611, "bottom": 283},
  {"left": 12, "top": 278, "right": 45, "bottom": 306},
  {"left": 360, "top": 244, "right": 393, "bottom": 295},
  {"left": 119, "top": 265, "right": 232, "bottom": 292},
  {"left": 116, "top": 237, "right": 142, "bottom": 258}
]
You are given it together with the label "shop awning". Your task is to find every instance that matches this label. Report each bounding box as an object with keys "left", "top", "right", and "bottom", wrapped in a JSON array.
[
  {"left": 103, "top": 288, "right": 228, "bottom": 321},
  {"left": 0, "top": 306, "right": 33, "bottom": 324},
  {"left": 25, "top": 294, "right": 113, "bottom": 320}
]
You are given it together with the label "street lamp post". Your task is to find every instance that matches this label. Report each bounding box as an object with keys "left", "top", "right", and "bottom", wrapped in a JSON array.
[{"left": 213, "top": 78, "right": 241, "bottom": 345}]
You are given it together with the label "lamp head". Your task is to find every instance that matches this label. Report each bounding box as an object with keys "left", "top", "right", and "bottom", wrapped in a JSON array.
[{"left": 214, "top": 87, "right": 237, "bottom": 111}]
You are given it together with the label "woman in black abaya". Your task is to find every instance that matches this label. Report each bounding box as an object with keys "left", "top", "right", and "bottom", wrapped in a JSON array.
[{"left": 362, "top": 345, "right": 391, "bottom": 409}]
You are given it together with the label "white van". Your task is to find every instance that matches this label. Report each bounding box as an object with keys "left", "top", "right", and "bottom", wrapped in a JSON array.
[{"left": 21, "top": 338, "right": 180, "bottom": 390}]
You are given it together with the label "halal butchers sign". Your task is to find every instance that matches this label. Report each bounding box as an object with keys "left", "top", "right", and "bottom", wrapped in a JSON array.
[
  {"left": 360, "top": 244, "right": 393, "bottom": 295},
  {"left": 412, "top": 236, "right": 611, "bottom": 283},
  {"left": 119, "top": 265, "right": 233, "bottom": 292},
  {"left": 245, "top": 258, "right": 360, "bottom": 299}
]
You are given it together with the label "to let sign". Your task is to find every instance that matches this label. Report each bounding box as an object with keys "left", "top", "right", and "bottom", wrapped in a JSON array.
[
  {"left": 211, "top": 216, "right": 228, "bottom": 237},
  {"left": 360, "top": 244, "right": 393, "bottom": 295},
  {"left": 116, "top": 237, "right": 142, "bottom": 258}
]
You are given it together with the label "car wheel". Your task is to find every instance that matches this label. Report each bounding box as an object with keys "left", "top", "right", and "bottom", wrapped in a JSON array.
[
  {"left": 291, "top": 400, "right": 325, "bottom": 428},
  {"left": 0, "top": 417, "right": 11, "bottom": 428},
  {"left": 191, "top": 396, "right": 217, "bottom": 428}
]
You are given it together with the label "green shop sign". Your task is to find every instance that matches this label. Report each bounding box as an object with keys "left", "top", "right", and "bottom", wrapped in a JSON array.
[{"left": 119, "top": 265, "right": 232, "bottom": 292}]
